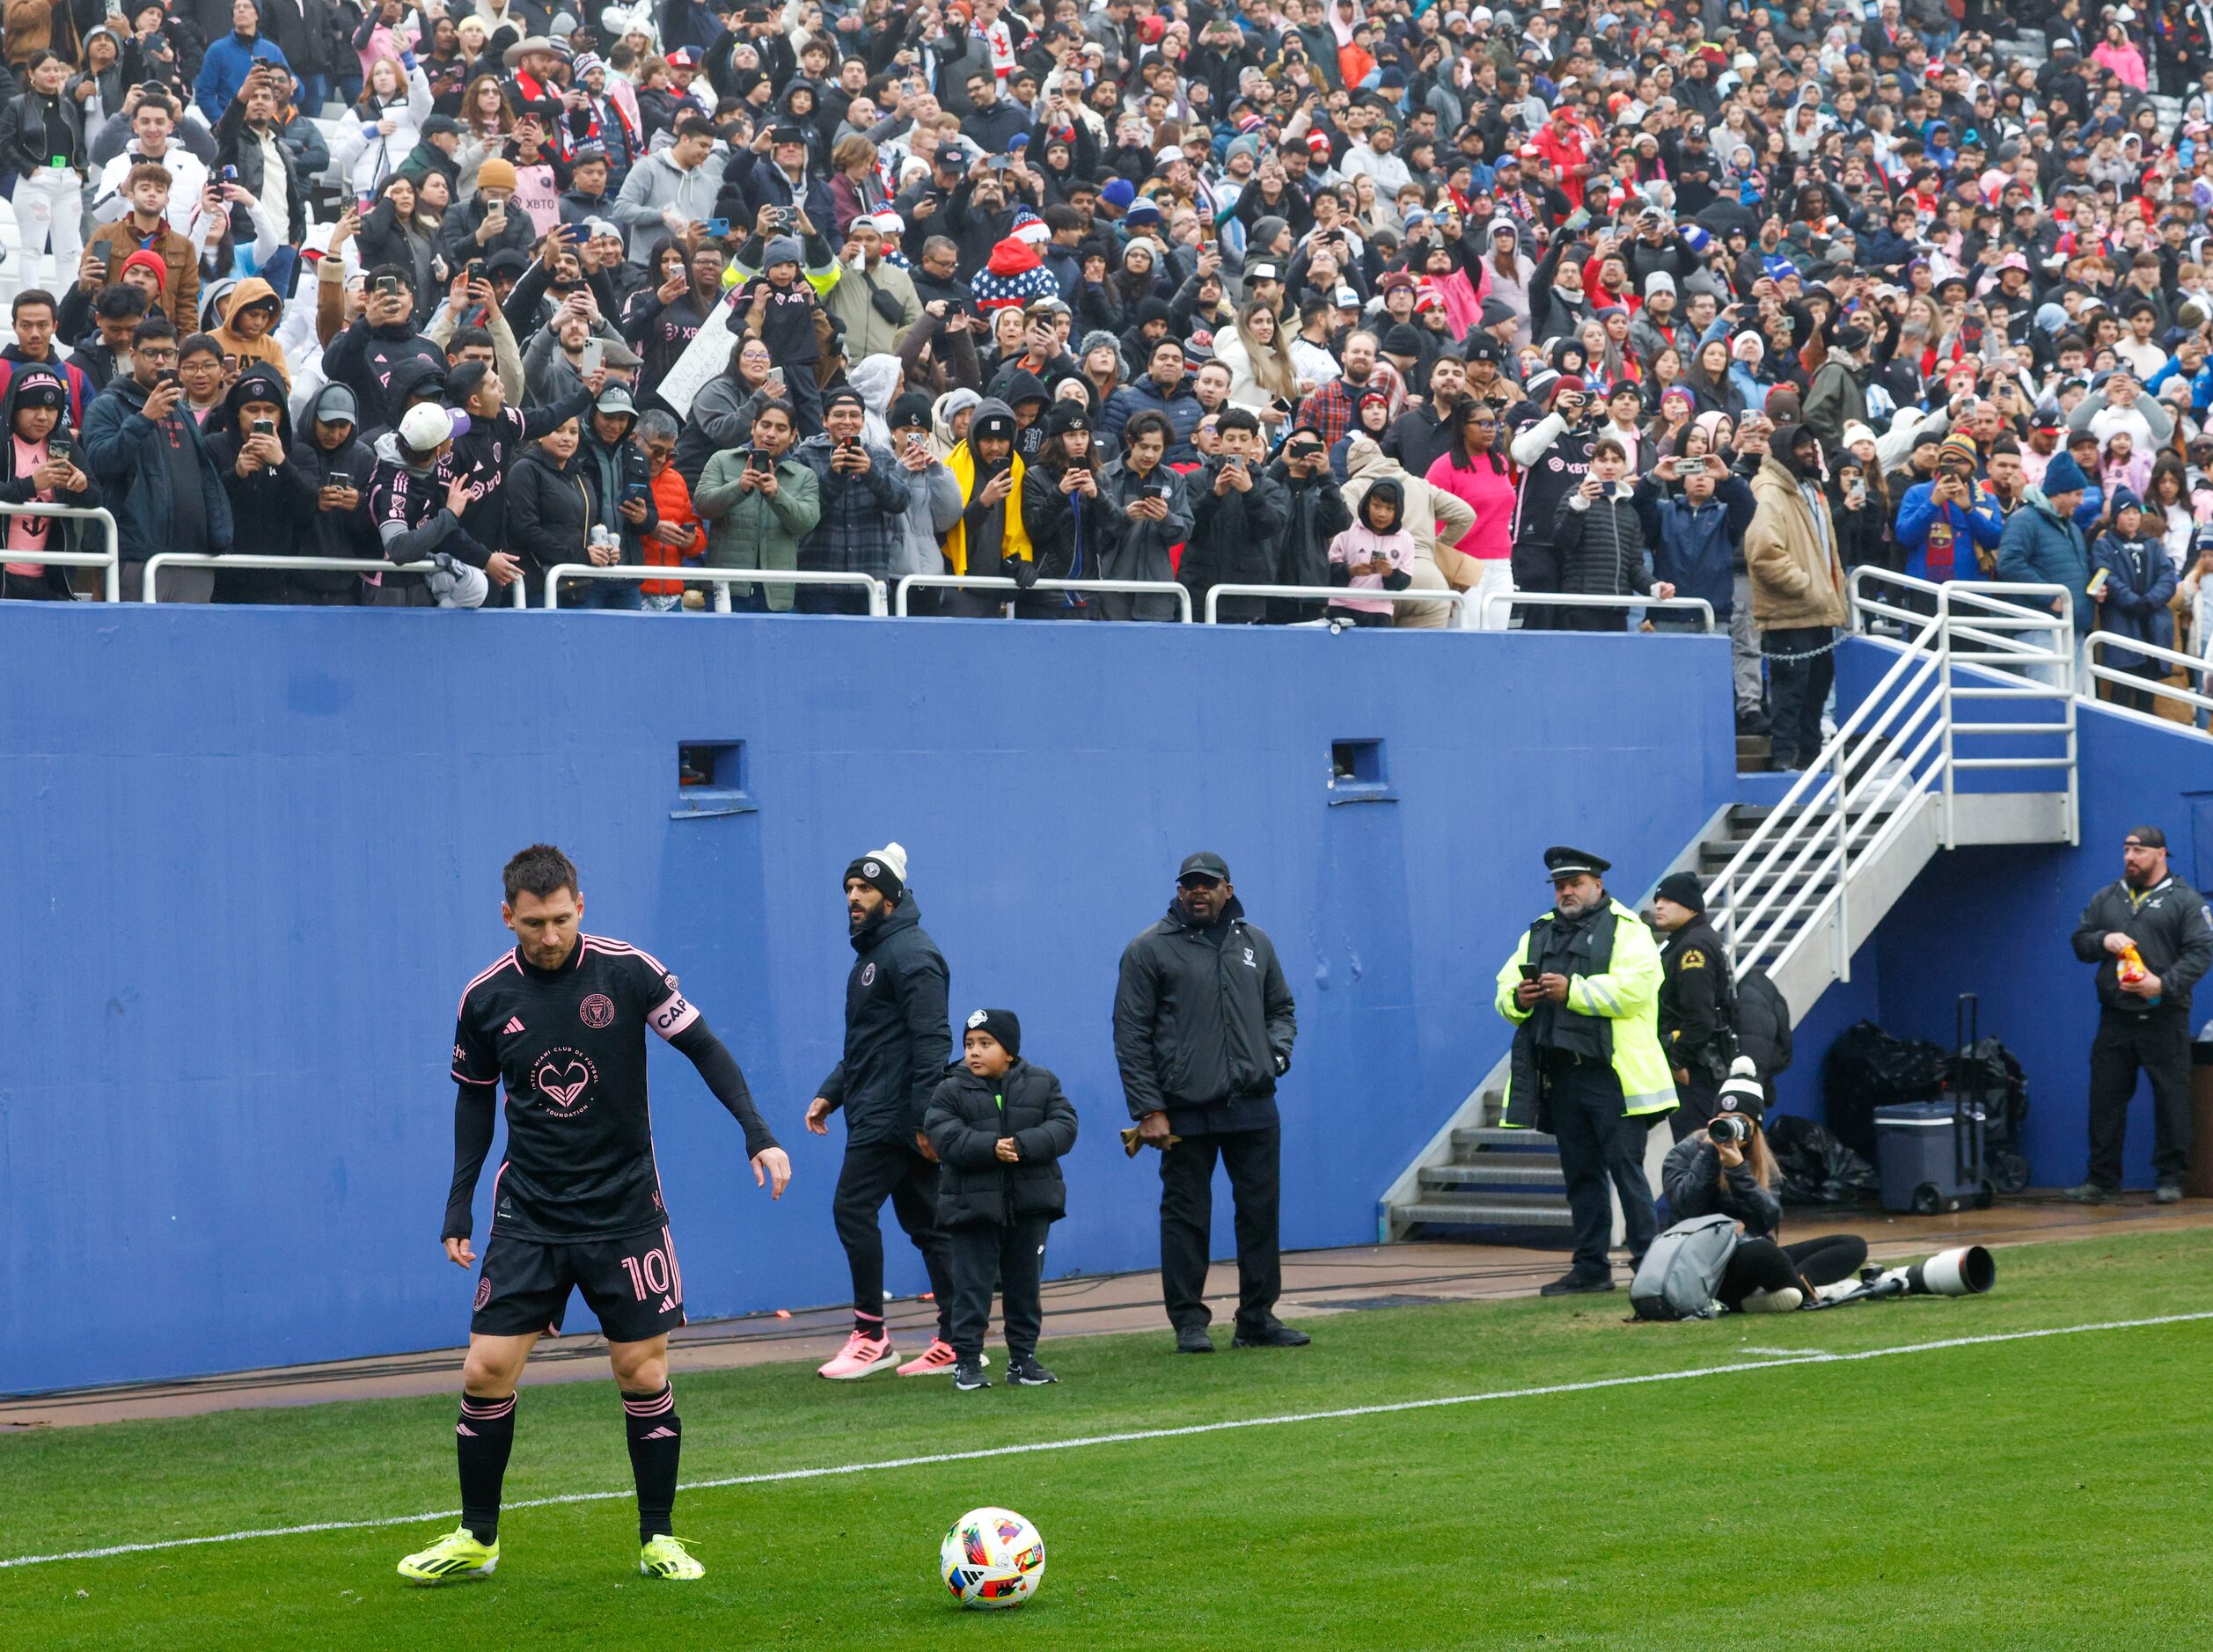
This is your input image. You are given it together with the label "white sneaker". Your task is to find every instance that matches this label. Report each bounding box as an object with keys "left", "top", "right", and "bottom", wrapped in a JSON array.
[
  {"left": 1813, "top": 1279, "right": 1860, "bottom": 1305},
  {"left": 1740, "top": 1286, "right": 1805, "bottom": 1313}
]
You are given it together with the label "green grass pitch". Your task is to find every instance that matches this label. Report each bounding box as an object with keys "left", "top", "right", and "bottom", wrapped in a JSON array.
[{"left": 5, "top": 1226, "right": 2210, "bottom": 1649}]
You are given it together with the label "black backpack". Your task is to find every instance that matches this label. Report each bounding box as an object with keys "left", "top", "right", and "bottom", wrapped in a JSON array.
[{"left": 1733, "top": 967, "right": 1793, "bottom": 1078}]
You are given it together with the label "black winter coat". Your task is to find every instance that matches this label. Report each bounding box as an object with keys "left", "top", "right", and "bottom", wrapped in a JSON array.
[
  {"left": 507, "top": 442, "right": 595, "bottom": 580},
  {"left": 924, "top": 1059, "right": 1079, "bottom": 1227},
  {"left": 1661, "top": 1135, "right": 1782, "bottom": 1239},
  {"left": 818, "top": 897, "right": 953, "bottom": 1144},
  {"left": 2071, "top": 875, "right": 2213, "bottom": 1018},
  {"left": 203, "top": 367, "right": 314, "bottom": 600},
  {"left": 1180, "top": 457, "right": 1290, "bottom": 624},
  {"left": 1113, "top": 895, "right": 1297, "bottom": 1136},
  {"left": 1269, "top": 459, "right": 1352, "bottom": 590},
  {"left": 1019, "top": 461, "right": 1116, "bottom": 617},
  {"left": 1551, "top": 484, "right": 1655, "bottom": 602}
]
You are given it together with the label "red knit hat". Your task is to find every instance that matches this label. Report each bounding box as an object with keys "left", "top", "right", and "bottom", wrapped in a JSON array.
[{"left": 119, "top": 249, "right": 169, "bottom": 291}]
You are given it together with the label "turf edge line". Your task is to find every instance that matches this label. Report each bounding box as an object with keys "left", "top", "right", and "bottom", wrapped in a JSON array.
[{"left": 7, "top": 1307, "right": 2209, "bottom": 1571}]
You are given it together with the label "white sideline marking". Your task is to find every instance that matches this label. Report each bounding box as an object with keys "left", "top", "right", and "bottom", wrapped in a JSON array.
[{"left": 5, "top": 1308, "right": 2209, "bottom": 1571}]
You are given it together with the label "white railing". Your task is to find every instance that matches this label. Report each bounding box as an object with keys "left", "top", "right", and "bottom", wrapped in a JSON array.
[
  {"left": 1201, "top": 583, "right": 1469, "bottom": 624},
  {"left": 1477, "top": 590, "right": 1718, "bottom": 631},
  {"left": 541, "top": 564, "right": 889, "bottom": 614},
  {"left": 142, "top": 552, "right": 465, "bottom": 603},
  {"left": 1712, "top": 570, "right": 2077, "bottom": 986},
  {"left": 0, "top": 502, "right": 119, "bottom": 602},
  {"left": 2084, "top": 631, "right": 2213, "bottom": 727},
  {"left": 893, "top": 573, "right": 1194, "bottom": 620}
]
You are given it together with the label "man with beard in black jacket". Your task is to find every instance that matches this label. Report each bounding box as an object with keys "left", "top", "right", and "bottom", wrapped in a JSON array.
[
  {"left": 804, "top": 843, "right": 962, "bottom": 1379},
  {"left": 1114, "top": 852, "right": 1305, "bottom": 1355},
  {"left": 1266, "top": 428, "right": 1350, "bottom": 622}
]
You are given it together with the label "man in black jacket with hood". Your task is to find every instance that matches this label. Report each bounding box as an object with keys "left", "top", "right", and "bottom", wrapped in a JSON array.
[
  {"left": 805, "top": 843, "right": 962, "bottom": 1379},
  {"left": 1114, "top": 851, "right": 1304, "bottom": 1354},
  {"left": 1267, "top": 428, "right": 1350, "bottom": 622}
]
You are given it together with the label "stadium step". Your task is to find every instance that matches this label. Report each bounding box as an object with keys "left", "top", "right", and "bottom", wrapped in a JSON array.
[{"left": 1383, "top": 602, "right": 2079, "bottom": 1246}]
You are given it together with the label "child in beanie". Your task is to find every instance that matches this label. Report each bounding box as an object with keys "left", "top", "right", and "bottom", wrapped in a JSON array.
[{"left": 922, "top": 1008, "right": 1078, "bottom": 1390}]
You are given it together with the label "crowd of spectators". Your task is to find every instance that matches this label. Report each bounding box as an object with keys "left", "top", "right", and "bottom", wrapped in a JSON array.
[{"left": 4, "top": 0, "right": 2213, "bottom": 735}]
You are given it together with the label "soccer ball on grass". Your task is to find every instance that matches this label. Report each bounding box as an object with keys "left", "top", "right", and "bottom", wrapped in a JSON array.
[{"left": 939, "top": 1507, "right": 1045, "bottom": 1609}]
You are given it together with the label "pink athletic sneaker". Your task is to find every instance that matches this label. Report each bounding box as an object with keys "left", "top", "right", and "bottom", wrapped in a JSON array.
[
  {"left": 817, "top": 1332, "right": 898, "bottom": 1380},
  {"left": 898, "top": 1338, "right": 981, "bottom": 1376}
]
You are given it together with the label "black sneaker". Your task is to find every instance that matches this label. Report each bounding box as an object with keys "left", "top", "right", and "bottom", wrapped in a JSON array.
[
  {"left": 2157, "top": 1179, "right": 2184, "bottom": 1204},
  {"left": 1539, "top": 1272, "right": 1616, "bottom": 1297},
  {"left": 1231, "top": 1320, "right": 1310, "bottom": 1349},
  {"left": 2066, "top": 1181, "right": 2119, "bottom": 1204},
  {"left": 1006, "top": 1354, "right": 1058, "bottom": 1385},
  {"left": 953, "top": 1356, "right": 990, "bottom": 1391},
  {"left": 1174, "top": 1325, "right": 1214, "bottom": 1355}
]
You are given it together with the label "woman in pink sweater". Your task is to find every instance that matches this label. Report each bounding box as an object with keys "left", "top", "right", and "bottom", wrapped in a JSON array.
[
  {"left": 1425, "top": 404, "right": 1519, "bottom": 628},
  {"left": 2092, "top": 24, "right": 2147, "bottom": 90}
]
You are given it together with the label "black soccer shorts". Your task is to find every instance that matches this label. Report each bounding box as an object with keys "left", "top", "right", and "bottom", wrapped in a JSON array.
[{"left": 471, "top": 1227, "right": 687, "bottom": 1343}]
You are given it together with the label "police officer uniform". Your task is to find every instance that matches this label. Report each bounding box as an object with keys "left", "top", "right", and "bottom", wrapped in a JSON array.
[
  {"left": 1494, "top": 847, "right": 1678, "bottom": 1293},
  {"left": 2068, "top": 827, "right": 2213, "bottom": 1200},
  {"left": 1653, "top": 868, "right": 1737, "bottom": 1142}
]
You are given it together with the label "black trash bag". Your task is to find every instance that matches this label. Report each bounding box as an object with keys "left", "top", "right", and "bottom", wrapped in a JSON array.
[
  {"left": 1766, "top": 1114, "right": 1882, "bottom": 1206},
  {"left": 1822, "top": 1020, "right": 1948, "bottom": 1159},
  {"left": 1948, "top": 1036, "right": 2029, "bottom": 1151}
]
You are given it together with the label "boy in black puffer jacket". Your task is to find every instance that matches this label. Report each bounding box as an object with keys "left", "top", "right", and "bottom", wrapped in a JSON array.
[{"left": 923, "top": 1008, "right": 1079, "bottom": 1393}]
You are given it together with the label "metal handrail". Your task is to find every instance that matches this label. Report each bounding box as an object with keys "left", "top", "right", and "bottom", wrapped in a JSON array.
[
  {"left": 2084, "top": 631, "right": 2213, "bottom": 729},
  {"left": 541, "top": 564, "right": 889, "bottom": 614},
  {"left": 1477, "top": 590, "right": 1718, "bottom": 631},
  {"left": 143, "top": 552, "right": 452, "bottom": 603},
  {"left": 893, "top": 573, "right": 1193, "bottom": 621},
  {"left": 1201, "top": 583, "right": 1470, "bottom": 624},
  {"left": 1713, "top": 579, "right": 2077, "bottom": 990},
  {"left": 0, "top": 502, "right": 120, "bottom": 602}
]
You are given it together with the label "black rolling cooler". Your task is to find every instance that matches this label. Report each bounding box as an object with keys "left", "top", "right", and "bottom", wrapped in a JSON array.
[{"left": 1873, "top": 995, "right": 1997, "bottom": 1215}]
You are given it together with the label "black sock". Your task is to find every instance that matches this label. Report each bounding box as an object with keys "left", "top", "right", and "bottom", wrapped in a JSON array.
[
  {"left": 623, "top": 1385, "right": 681, "bottom": 1542},
  {"left": 456, "top": 1393, "right": 516, "bottom": 1545},
  {"left": 854, "top": 1307, "right": 885, "bottom": 1340}
]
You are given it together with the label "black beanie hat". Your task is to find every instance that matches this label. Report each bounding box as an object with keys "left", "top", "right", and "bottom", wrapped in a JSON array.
[
  {"left": 963, "top": 1006, "right": 1022, "bottom": 1057},
  {"left": 844, "top": 842, "right": 907, "bottom": 903},
  {"left": 1655, "top": 869, "right": 1706, "bottom": 913}
]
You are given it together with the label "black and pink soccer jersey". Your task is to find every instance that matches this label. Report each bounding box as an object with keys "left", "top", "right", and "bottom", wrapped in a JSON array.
[{"left": 450, "top": 935, "right": 702, "bottom": 1243}]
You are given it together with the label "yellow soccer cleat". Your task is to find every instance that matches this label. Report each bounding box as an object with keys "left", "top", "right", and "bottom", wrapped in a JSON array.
[
  {"left": 397, "top": 1526, "right": 499, "bottom": 1585},
  {"left": 640, "top": 1532, "right": 706, "bottom": 1581}
]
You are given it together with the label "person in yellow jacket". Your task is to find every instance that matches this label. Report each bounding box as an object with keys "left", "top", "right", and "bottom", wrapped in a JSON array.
[
  {"left": 1494, "top": 844, "right": 1676, "bottom": 1296},
  {"left": 938, "top": 396, "right": 1033, "bottom": 617}
]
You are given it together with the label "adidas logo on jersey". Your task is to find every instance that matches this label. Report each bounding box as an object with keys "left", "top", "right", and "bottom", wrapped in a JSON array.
[
  {"left": 658, "top": 1296, "right": 677, "bottom": 1312},
  {"left": 503, "top": 1017, "right": 525, "bottom": 1034}
]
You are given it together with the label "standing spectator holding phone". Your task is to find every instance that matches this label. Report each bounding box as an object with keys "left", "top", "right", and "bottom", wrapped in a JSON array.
[
  {"left": 692, "top": 397, "right": 822, "bottom": 612},
  {"left": 1508, "top": 369, "right": 1600, "bottom": 628},
  {"left": 287, "top": 384, "right": 380, "bottom": 604},
  {"left": 1632, "top": 449, "right": 1755, "bottom": 635},
  {"left": 1552, "top": 436, "right": 1676, "bottom": 630},
  {"left": 795, "top": 387, "right": 911, "bottom": 611},
  {"left": 1894, "top": 431, "right": 2004, "bottom": 585},
  {"left": 1097, "top": 408, "right": 1191, "bottom": 621},
  {"left": 82, "top": 315, "right": 233, "bottom": 603},
  {"left": 1178, "top": 406, "right": 1287, "bottom": 623}
]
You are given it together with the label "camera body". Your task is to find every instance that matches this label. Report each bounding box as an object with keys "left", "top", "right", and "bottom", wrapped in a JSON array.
[{"left": 1709, "top": 1113, "right": 1752, "bottom": 1146}]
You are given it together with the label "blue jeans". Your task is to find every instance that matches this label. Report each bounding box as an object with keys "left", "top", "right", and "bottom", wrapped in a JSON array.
[
  {"left": 583, "top": 576, "right": 644, "bottom": 610},
  {"left": 297, "top": 72, "right": 328, "bottom": 111}
]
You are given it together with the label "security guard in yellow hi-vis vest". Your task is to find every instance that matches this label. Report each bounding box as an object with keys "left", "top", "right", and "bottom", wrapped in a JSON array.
[{"left": 1494, "top": 846, "right": 1677, "bottom": 1296}]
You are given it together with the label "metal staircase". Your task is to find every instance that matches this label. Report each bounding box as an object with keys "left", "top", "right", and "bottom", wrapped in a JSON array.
[{"left": 1380, "top": 572, "right": 2081, "bottom": 1241}]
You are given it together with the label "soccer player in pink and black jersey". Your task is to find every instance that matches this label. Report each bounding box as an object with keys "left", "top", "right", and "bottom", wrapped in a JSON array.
[{"left": 397, "top": 844, "right": 791, "bottom": 1586}]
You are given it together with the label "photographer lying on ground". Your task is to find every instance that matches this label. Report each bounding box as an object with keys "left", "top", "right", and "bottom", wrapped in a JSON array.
[{"left": 1661, "top": 1061, "right": 1867, "bottom": 1313}]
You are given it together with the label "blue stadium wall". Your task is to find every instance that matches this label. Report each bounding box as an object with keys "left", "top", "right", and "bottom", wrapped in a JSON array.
[
  {"left": 0, "top": 606, "right": 1735, "bottom": 1393},
  {"left": 1769, "top": 641, "right": 2213, "bottom": 1196}
]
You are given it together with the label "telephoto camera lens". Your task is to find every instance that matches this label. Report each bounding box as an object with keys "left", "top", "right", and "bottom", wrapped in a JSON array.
[{"left": 1710, "top": 1114, "right": 1750, "bottom": 1145}]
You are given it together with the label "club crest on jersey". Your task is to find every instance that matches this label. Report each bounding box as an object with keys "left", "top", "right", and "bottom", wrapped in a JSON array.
[
  {"left": 861, "top": 962, "right": 877, "bottom": 986},
  {"left": 580, "top": 992, "right": 616, "bottom": 1028},
  {"left": 531, "top": 1048, "right": 599, "bottom": 1115}
]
